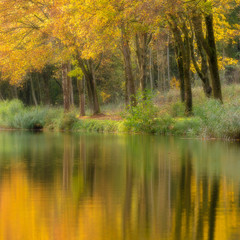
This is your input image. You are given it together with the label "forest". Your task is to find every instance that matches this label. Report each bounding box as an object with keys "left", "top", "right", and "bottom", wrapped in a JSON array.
[
  {"left": 1, "top": 2, "right": 240, "bottom": 238},
  {"left": 0, "top": 0, "right": 239, "bottom": 138}
]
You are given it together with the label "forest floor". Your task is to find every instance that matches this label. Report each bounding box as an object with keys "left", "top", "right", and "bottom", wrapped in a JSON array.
[{"left": 79, "top": 113, "right": 122, "bottom": 121}]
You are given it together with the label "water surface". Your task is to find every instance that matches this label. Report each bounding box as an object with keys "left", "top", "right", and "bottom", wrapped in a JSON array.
[{"left": 0, "top": 131, "right": 240, "bottom": 240}]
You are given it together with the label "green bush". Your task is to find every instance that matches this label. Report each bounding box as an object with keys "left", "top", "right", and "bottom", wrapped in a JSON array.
[
  {"left": 170, "top": 101, "right": 185, "bottom": 117},
  {"left": 154, "top": 114, "right": 175, "bottom": 135},
  {"left": 172, "top": 117, "right": 202, "bottom": 136},
  {"left": 194, "top": 99, "right": 240, "bottom": 139},
  {"left": 123, "top": 91, "right": 160, "bottom": 133},
  {"left": 44, "top": 108, "right": 64, "bottom": 130},
  {"left": 0, "top": 99, "right": 24, "bottom": 127},
  {"left": 59, "top": 112, "right": 78, "bottom": 131},
  {"left": 11, "top": 108, "right": 46, "bottom": 129}
]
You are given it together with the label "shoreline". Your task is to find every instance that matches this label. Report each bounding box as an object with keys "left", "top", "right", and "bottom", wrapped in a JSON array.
[
  {"left": 1, "top": 98, "right": 240, "bottom": 141},
  {"left": 1, "top": 117, "right": 240, "bottom": 141}
]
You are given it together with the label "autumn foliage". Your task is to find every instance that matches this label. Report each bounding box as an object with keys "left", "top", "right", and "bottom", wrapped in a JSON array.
[{"left": 0, "top": 0, "right": 239, "bottom": 114}]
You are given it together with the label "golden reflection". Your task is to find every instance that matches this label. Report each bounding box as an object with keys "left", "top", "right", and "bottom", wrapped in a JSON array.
[{"left": 0, "top": 134, "right": 240, "bottom": 240}]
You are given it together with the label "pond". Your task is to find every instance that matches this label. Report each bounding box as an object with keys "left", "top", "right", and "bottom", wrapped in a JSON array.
[{"left": 0, "top": 131, "right": 240, "bottom": 240}]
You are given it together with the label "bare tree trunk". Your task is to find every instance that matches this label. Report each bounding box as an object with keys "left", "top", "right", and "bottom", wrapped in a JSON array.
[
  {"left": 170, "top": 18, "right": 192, "bottom": 114},
  {"left": 0, "top": 88, "right": 4, "bottom": 100},
  {"left": 136, "top": 32, "right": 150, "bottom": 92},
  {"left": 175, "top": 45, "right": 185, "bottom": 102},
  {"left": 77, "top": 56, "right": 101, "bottom": 115},
  {"left": 167, "top": 34, "right": 171, "bottom": 85},
  {"left": 67, "top": 62, "right": 74, "bottom": 106},
  {"left": 191, "top": 15, "right": 212, "bottom": 97},
  {"left": 205, "top": 14, "right": 222, "bottom": 101},
  {"left": 87, "top": 60, "right": 100, "bottom": 115},
  {"left": 192, "top": 13, "right": 222, "bottom": 101},
  {"left": 183, "top": 39, "right": 192, "bottom": 115},
  {"left": 13, "top": 86, "right": 18, "bottom": 99},
  {"left": 77, "top": 76, "right": 85, "bottom": 116},
  {"left": 30, "top": 74, "right": 38, "bottom": 106},
  {"left": 62, "top": 62, "right": 71, "bottom": 112},
  {"left": 121, "top": 24, "right": 136, "bottom": 106},
  {"left": 190, "top": 36, "right": 212, "bottom": 97},
  {"left": 42, "top": 70, "right": 51, "bottom": 105},
  {"left": 124, "top": 63, "right": 129, "bottom": 105},
  {"left": 37, "top": 74, "right": 42, "bottom": 104},
  {"left": 149, "top": 47, "right": 153, "bottom": 90},
  {"left": 157, "top": 49, "right": 160, "bottom": 89}
]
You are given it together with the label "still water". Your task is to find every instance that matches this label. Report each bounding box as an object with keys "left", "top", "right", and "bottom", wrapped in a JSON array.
[{"left": 0, "top": 131, "right": 240, "bottom": 240}]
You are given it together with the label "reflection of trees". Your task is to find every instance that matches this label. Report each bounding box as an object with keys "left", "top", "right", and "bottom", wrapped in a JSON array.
[
  {"left": 0, "top": 133, "right": 239, "bottom": 240},
  {"left": 63, "top": 134, "right": 74, "bottom": 191},
  {"left": 172, "top": 149, "right": 221, "bottom": 240},
  {"left": 208, "top": 178, "right": 220, "bottom": 240},
  {"left": 122, "top": 160, "right": 133, "bottom": 240},
  {"left": 120, "top": 136, "right": 175, "bottom": 239},
  {"left": 174, "top": 151, "right": 192, "bottom": 240},
  {"left": 196, "top": 177, "right": 209, "bottom": 240}
]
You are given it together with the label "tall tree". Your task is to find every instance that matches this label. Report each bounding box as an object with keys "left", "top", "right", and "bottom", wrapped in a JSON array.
[
  {"left": 192, "top": 12, "right": 223, "bottom": 101},
  {"left": 168, "top": 15, "right": 193, "bottom": 115}
]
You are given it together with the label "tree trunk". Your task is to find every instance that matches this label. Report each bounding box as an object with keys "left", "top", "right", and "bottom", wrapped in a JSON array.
[
  {"left": 167, "top": 34, "right": 171, "bottom": 85},
  {"left": 190, "top": 29, "right": 212, "bottom": 97},
  {"left": 10, "top": 85, "right": 18, "bottom": 100},
  {"left": 175, "top": 45, "right": 185, "bottom": 102},
  {"left": 13, "top": 86, "right": 18, "bottom": 99},
  {"left": 30, "top": 74, "right": 38, "bottom": 106},
  {"left": 183, "top": 39, "right": 192, "bottom": 115},
  {"left": 77, "top": 56, "right": 100, "bottom": 115},
  {"left": 77, "top": 76, "right": 86, "bottom": 116},
  {"left": 121, "top": 25, "right": 136, "bottom": 106},
  {"left": 192, "top": 13, "right": 222, "bottom": 101},
  {"left": 67, "top": 62, "right": 74, "bottom": 106},
  {"left": 124, "top": 63, "right": 130, "bottom": 105},
  {"left": 136, "top": 32, "right": 149, "bottom": 92},
  {"left": 157, "top": 49, "right": 161, "bottom": 89},
  {"left": 149, "top": 47, "right": 153, "bottom": 90},
  {"left": 62, "top": 62, "right": 71, "bottom": 112},
  {"left": 170, "top": 18, "right": 192, "bottom": 114},
  {"left": 86, "top": 60, "right": 100, "bottom": 115},
  {"left": 205, "top": 14, "right": 222, "bottom": 101},
  {"left": 0, "top": 88, "right": 4, "bottom": 100},
  {"left": 37, "top": 74, "right": 42, "bottom": 104},
  {"left": 42, "top": 70, "right": 51, "bottom": 105}
]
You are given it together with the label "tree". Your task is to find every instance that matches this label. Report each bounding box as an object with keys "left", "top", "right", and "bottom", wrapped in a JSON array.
[
  {"left": 192, "top": 12, "right": 223, "bottom": 101},
  {"left": 168, "top": 15, "right": 193, "bottom": 115}
]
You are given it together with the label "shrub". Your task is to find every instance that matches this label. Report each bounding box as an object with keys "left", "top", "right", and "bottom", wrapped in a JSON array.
[
  {"left": 59, "top": 112, "right": 78, "bottom": 131},
  {"left": 170, "top": 101, "right": 185, "bottom": 117},
  {"left": 44, "top": 108, "right": 64, "bottom": 130},
  {"left": 0, "top": 99, "right": 24, "bottom": 127},
  {"left": 11, "top": 108, "right": 46, "bottom": 129},
  {"left": 123, "top": 91, "right": 159, "bottom": 133},
  {"left": 154, "top": 114, "right": 175, "bottom": 135},
  {"left": 72, "top": 119, "right": 123, "bottom": 133},
  {"left": 172, "top": 117, "right": 202, "bottom": 136},
  {"left": 194, "top": 99, "right": 240, "bottom": 139}
]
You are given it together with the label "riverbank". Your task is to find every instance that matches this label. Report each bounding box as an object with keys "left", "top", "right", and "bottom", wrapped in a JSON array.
[{"left": 1, "top": 85, "right": 240, "bottom": 139}]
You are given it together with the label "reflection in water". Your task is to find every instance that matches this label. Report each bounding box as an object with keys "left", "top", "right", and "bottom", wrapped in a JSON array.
[{"left": 0, "top": 132, "right": 240, "bottom": 239}]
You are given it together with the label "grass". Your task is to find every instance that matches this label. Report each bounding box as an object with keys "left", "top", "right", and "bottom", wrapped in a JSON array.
[{"left": 1, "top": 84, "right": 240, "bottom": 139}]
